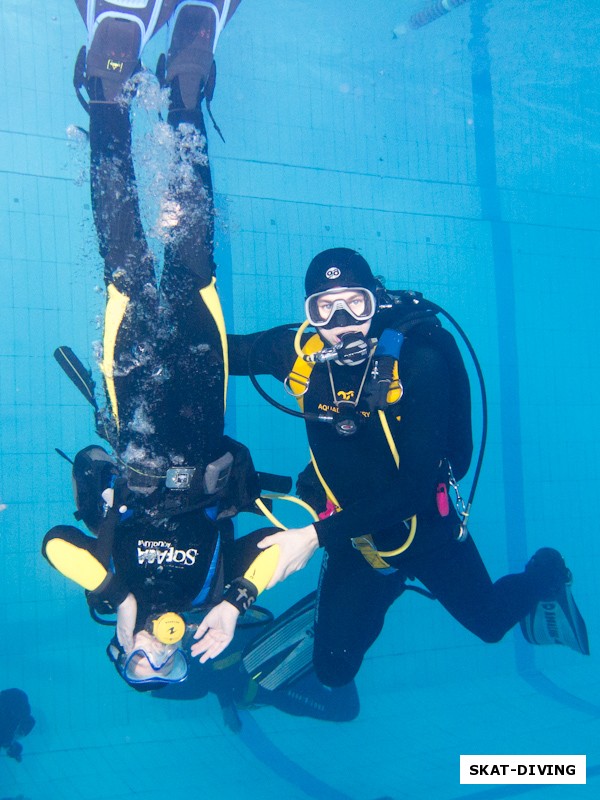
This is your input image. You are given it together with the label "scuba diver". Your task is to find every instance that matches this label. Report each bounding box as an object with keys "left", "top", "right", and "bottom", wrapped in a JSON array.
[
  {"left": 227, "top": 247, "right": 590, "bottom": 687},
  {"left": 41, "top": 0, "right": 287, "bottom": 691},
  {"left": 0, "top": 689, "right": 35, "bottom": 762},
  {"left": 42, "top": 4, "right": 360, "bottom": 723}
]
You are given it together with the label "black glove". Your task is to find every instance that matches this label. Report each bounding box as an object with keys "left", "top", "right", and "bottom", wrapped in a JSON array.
[
  {"left": 364, "top": 328, "right": 404, "bottom": 411},
  {"left": 296, "top": 462, "right": 327, "bottom": 514},
  {"left": 364, "top": 355, "right": 396, "bottom": 411}
]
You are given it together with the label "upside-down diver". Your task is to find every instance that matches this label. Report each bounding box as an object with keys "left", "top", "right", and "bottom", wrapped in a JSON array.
[{"left": 41, "top": 2, "right": 359, "bottom": 723}]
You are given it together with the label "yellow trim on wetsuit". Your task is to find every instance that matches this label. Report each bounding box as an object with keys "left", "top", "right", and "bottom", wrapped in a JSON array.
[
  {"left": 243, "top": 544, "right": 280, "bottom": 594},
  {"left": 44, "top": 539, "right": 108, "bottom": 592},
  {"left": 199, "top": 278, "right": 229, "bottom": 411},
  {"left": 101, "top": 283, "right": 130, "bottom": 431}
]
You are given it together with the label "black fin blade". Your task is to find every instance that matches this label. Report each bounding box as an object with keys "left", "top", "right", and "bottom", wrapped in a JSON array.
[{"left": 54, "top": 346, "right": 98, "bottom": 409}]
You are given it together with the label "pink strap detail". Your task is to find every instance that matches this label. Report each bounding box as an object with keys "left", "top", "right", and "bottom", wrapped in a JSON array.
[
  {"left": 318, "top": 499, "right": 337, "bottom": 519},
  {"left": 436, "top": 483, "right": 450, "bottom": 517}
]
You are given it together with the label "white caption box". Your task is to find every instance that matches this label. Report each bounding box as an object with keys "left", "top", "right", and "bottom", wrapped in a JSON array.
[{"left": 460, "top": 755, "right": 586, "bottom": 784}]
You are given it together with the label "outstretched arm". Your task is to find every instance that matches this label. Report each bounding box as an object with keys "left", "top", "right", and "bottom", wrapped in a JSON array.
[
  {"left": 255, "top": 526, "right": 319, "bottom": 589},
  {"left": 190, "top": 543, "right": 282, "bottom": 662}
]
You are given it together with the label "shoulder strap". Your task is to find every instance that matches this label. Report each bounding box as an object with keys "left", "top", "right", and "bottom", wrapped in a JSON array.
[{"left": 286, "top": 334, "right": 322, "bottom": 410}]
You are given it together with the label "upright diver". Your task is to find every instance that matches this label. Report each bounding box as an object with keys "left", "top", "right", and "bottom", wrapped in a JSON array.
[
  {"left": 225, "top": 248, "right": 589, "bottom": 686},
  {"left": 41, "top": 3, "right": 358, "bottom": 722}
]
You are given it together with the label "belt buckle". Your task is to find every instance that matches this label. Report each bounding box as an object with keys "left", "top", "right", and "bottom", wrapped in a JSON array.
[{"left": 165, "top": 467, "right": 196, "bottom": 491}]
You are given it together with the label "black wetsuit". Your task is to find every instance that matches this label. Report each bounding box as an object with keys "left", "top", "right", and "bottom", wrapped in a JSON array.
[
  {"left": 43, "top": 80, "right": 266, "bottom": 628},
  {"left": 229, "top": 320, "right": 551, "bottom": 687}
]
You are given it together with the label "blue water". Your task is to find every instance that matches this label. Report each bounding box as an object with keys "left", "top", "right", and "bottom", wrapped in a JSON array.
[{"left": 1, "top": 1, "right": 599, "bottom": 798}]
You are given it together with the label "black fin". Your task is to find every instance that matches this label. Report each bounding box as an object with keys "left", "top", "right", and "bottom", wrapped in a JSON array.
[
  {"left": 73, "top": 45, "right": 90, "bottom": 113},
  {"left": 55, "top": 448, "right": 74, "bottom": 465},
  {"left": 521, "top": 584, "right": 590, "bottom": 656},
  {"left": 242, "top": 592, "right": 317, "bottom": 691},
  {"left": 75, "top": 1, "right": 175, "bottom": 103},
  {"left": 54, "top": 346, "right": 98, "bottom": 409}
]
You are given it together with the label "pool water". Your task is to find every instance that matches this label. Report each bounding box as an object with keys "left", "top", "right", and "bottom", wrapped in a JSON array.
[{"left": 1, "top": 1, "right": 599, "bottom": 798}]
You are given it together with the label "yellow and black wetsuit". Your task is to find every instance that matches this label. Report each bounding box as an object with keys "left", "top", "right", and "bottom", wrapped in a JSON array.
[
  {"left": 228, "top": 321, "right": 553, "bottom": 687},
  {"left": 91, "top": 97, "right": 227, "bottom": 478},
  {"left": 43, "top": 22, "right": 271, "bottom": 631},
  {"left": 42, "top": 516, "right": 277, "bottom": 627}
]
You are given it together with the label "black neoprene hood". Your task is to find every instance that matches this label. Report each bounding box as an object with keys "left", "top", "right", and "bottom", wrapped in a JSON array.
[{"left": 304, "top": 248, "right": 377, "bottom": 297}]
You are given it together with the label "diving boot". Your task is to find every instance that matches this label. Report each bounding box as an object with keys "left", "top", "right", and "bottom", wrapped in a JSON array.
[
  {"left": 520, "top": 548, "right": 590, "bottom": 655},
  {"left": 85, "top": 17, "right": 142, "bottom": 102},
  {"left": 525, "top": 548, "right": 572, "bottom": 599}
]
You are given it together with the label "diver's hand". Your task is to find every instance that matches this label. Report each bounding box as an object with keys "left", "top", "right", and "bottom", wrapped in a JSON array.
[
  {"left": 364, "top": 354, "right": 396, "bottom": 411},
  {"left": 116, "top": 592, "right": 137, "bottom": 654},
  {"left": 257, "top": 525, "right": 319, "bottom": 588},
  {"left": 191, "top": 601, "right": 240, "bottom": 663}
]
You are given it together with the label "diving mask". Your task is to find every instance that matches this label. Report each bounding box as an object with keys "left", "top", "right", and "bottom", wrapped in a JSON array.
[
  {"left": 108, "top": 629, "right": 189, "bottom": 687},
  {"left": 305, "top": 287, "right": 376, "bottom": 329}
]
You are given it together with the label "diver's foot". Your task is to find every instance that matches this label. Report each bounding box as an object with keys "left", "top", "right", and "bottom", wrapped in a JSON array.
[
  {"left": 525, "top": 547, "right": 572, "bottom": 600},
  {"left": 521, "top": 548, "right": 589, "bottom": 655},
  {"left": 78, "top": 18, "right": 142, "bottom": 104},
  {"left": 166, "top": 5, "right": 217, "bottom": 110}
]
